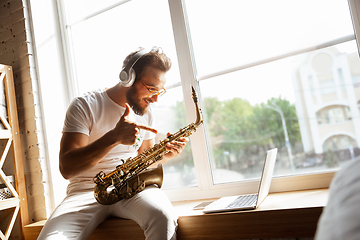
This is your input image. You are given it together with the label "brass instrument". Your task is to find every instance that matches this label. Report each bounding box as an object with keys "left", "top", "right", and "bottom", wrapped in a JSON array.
[{"left": 93, "top": 86, "right": 203, "bottom": 205}]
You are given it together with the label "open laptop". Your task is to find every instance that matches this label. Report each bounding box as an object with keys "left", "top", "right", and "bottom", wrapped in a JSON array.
[{"left": 203, "top": 148, "right": 278, "bottom": 213}]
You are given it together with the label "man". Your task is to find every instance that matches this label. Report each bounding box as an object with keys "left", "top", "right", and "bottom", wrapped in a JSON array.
[
  {"left": 315, "top": 157, "right": 360, "bottom": 240},
  {"left": 37, "top": 47, "right": 188, "bottom": 240}
]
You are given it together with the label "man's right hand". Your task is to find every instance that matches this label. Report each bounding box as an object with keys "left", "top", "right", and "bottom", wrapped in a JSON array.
[{"left": 113, "top": 103, "right": 158, "bottom": 145}]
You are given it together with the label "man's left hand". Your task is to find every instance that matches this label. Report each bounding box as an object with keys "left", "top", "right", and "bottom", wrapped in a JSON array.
[{"left": 164, "top": 133, "right": 189, "bottom": 159}]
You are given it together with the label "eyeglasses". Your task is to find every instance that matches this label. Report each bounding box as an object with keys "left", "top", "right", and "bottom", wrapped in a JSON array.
[{"left": 140, "top": 81, "right": 166, "bottom": 97}]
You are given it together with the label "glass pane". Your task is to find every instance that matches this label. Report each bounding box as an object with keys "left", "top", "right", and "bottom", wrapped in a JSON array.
[
  {"left": 185, "top": 0, "right": 354, "bottom": 77},
  {"left": 66, "top": 0, "right": 195, "bottom": 189},
  {"left": 154, "top": 87, "right": 198, "bottom": 189},
  {"left": 69, "top": 0, "right": 181, "bottom": 95},
  {"left": 199, "top": 40, "right": 360, "bottom": 184},
  {"left": 63, "top": 0, "right": 126, "bottom": 25}
]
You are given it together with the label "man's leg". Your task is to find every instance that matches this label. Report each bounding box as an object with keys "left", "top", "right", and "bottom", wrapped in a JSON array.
[
  {"left": 110, "top": 185, "right": 178, "bottom": 240},
  {"left": 37, "top": 191, "right": 108, "bottom": 240}
]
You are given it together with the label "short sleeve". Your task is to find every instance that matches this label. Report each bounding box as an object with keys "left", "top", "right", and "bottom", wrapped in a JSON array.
[{"left": 63, "top": 98, "right": 93, "bottom": 135}]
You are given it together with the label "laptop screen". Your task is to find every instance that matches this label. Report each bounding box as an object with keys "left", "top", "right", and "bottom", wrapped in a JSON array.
[{"left": 256, "top": 148, "right": 278, "bottom": 207}]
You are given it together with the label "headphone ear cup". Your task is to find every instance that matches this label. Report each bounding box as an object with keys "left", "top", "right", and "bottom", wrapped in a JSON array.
[
  {"left": 119, "top": 68, "right": 128, "bottom": 82},
  {"left": 120, "top": 68, "right": 136, "bottom": 87},
  {"left": 119, "top": 49, "right": 148, "bottom": 87}
]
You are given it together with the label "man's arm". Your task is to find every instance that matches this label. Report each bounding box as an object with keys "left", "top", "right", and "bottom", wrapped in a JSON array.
[
  {"left": 59, "top": 131, "right": 119, "bottom": 179},
  {"left": 59, "top": 103, "right": 157, "bottom": 179}
]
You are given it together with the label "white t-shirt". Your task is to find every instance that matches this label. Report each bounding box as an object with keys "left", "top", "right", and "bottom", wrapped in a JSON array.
[
  {"left": 315, "top": 158, "right": 360, "bottom": 240},
  {"left": 62, "top": 89, "right": 156, "bottom": 194}
]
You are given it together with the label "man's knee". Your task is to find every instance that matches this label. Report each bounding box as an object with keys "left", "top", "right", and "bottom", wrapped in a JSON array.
[
  {"left": 150, "top": 206, "right": 177, "bottom": 226},
  {"left": 144, "top": 207, "right": 178, "bottom": 240}
]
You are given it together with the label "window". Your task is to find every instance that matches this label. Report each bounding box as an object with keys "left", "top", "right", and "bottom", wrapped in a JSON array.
[
  {"left": 63, "top": 0, "right": 181, "bottom": 93},
  {"left": 62, "top": 0, "right": 198, "bottom": 192},
  {"left": 176, "top": 0, "right": 360, "bottom": 196},
  {"left": 317, "top": 105, "right": 352, "bottom": 124},
  {"left": 49, "top": 0, "right": 360, "bottom": 203}
]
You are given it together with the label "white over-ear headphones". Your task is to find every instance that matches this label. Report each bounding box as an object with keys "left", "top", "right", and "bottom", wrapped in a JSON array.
[{"left": 119, "top": 49, "right": 148, "bottom": 87}]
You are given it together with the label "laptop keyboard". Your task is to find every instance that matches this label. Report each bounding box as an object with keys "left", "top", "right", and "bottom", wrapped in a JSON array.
[{"left": 226, "top": 193, "right": 258, "bottom": 209}]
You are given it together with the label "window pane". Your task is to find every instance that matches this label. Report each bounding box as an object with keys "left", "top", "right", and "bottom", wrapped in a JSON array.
[
  {"left": 185, "top": 0, "right": 354, "bottom": 77},
  {"left": 68, "top": 0, "right": 181, "bottom": 94},
  {"left": 63, "top": 0, "right": 126, "bottom": 25},
  {"left": 66, "top": 0, "right": 195, "bottom": 189},
  {"left": 154, "top": 87, "right": 198, "bottom": 189},
  {"left": 199, "top": 41, "right": 360, "bottom": 184}
]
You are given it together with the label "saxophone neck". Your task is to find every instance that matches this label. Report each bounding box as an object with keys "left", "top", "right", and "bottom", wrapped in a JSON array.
[
  {"left": 194, "top": 101, "right": 203, "bottom": 127},
  {"left": 191, "top": 86, "right": 203, "bottom": 127}
]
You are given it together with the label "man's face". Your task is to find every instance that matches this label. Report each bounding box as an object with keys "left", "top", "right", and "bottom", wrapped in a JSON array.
[{"left": 126, "top": 67, "right": 166, "bottom": 115}]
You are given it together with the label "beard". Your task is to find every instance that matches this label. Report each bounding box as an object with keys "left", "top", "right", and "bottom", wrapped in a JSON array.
[{"left": 126, "top": 86, "right": 149, "bottom": 116}]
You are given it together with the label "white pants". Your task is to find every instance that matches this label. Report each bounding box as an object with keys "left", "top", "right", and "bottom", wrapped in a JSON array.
[{"left": 37, "top": 186, "right": 178, "bottom": 240}]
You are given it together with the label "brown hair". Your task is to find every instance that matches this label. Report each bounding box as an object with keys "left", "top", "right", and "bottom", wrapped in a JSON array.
[{"left": 122, "top": 47, "right": 172, "bottom": 83}]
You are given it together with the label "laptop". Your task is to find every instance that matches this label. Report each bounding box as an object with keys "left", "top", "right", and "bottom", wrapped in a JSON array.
[{"left": 203, "top": 148, "right": 278, "bottom": 213}]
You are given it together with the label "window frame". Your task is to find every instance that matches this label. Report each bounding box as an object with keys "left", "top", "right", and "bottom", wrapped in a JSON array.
[
  {"left": 52, "top": 0, "right": 360, "bottom": 203},
  {"left": 165, "top": 0, "right": 355, "bottom": 201}
]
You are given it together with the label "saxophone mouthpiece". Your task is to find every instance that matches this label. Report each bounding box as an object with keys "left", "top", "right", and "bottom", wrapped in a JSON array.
[{"left": 191, "top": 86, "right": 198, "bottom": 103}]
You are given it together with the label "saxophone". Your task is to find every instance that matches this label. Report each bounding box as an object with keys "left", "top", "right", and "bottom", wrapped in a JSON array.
[{"left": 93, "top": 86, "right": 203, "bottom": 205}]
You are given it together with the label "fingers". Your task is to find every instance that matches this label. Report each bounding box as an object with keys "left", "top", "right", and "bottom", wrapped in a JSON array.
[
  {"left": 136, "top": 124, "right": 158, "bottom": 134},
  {"left": 123, "top": 123, "right": 155, "bottom": 145},
  {"left": 121, "top": 103, "right": 131, "bottom": 120},
  {"left": 120, "top": 104, "right": 158, "bottom": 134},
  {"left": 134, "top": 127, "right": 141, "bottom": 137},
  {"left": 166, "top": 135, "right": 189, "bottom": 155}
]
